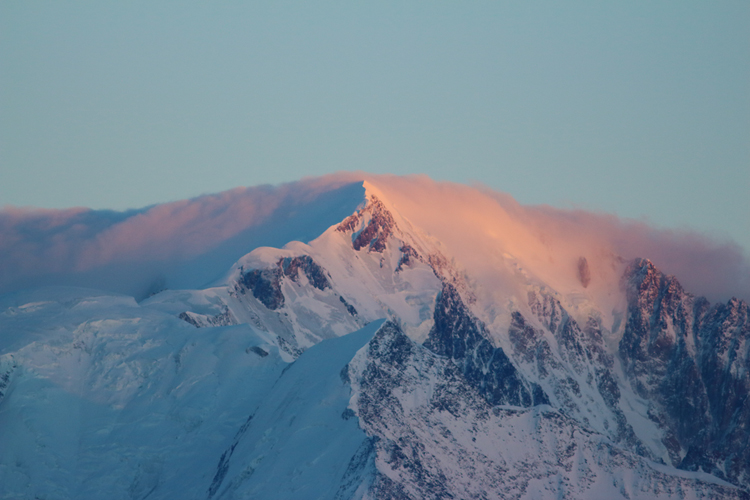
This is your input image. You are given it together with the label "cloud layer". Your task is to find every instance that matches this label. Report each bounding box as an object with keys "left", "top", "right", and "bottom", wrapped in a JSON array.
[
  {"left": 0, "top": 175, "right": 364, "bottom": 298},
  {"left": 366, "top": 174, "right": 750, "bottom": 303},
  {"left": 1, "top": 173, "right": 747, "bottom": 303}
]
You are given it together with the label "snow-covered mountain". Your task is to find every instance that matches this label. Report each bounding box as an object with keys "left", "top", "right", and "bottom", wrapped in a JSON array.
[{"left": 1, "top": 177, "right": 748, "bottom": 499}]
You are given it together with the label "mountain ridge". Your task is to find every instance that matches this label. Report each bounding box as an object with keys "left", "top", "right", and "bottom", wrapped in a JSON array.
[{"left": 0, "top": 176, "right": 748, "bottom": 499}]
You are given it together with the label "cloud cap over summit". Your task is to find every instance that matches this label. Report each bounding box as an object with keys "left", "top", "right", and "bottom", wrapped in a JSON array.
[{"left": 1, "top": 173, "right": 747, "bottom": 302}]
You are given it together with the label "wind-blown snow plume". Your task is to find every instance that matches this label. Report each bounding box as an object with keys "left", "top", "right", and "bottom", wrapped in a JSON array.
[
  {"left": 0, "top": 175, "right": 364, "bottom": 298},
  {"left": 365, "top": 174, "right": 750, "bottom": 302},
  {"left": 0, "top": 173, "right": 747, "bottom": 302}
]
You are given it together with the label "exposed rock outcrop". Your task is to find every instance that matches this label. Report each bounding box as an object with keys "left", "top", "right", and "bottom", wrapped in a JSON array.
[
  {"left": 337, "top": 196, "right": 396, "bottom": 253},
  {"left": 424, "top": 282, "right": 548, "bottom": 407},
  {"left": 620, "top": 258, "right": 750, "bottom": 487},
  {"left": 236, "top": 255, "right": 332, "bottom": 310}
]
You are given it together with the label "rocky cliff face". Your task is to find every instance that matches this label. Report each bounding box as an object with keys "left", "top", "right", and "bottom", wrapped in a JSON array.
[
  {"left": 235, "top": 255, "right": 332, "bottom": 310},
  {"left": 619, "top": 258, "right": 750, "bottom": 486},
  {"left": 424, "top": 282, "right": 548, "bottom": 408},
  {"left": 343, "top": 321, "right": 749, "bottom": 500},
  {"left": 338, "top": 195, "right": 396, "bottom": 253}
]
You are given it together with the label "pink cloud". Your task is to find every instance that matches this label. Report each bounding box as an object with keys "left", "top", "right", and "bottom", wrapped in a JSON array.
[
  {"left": 362, "top": 174, "right": 749, "bottom": 302},
  {"left": 0, "top": 173, "right": 747, "bottom": 303},
  {"left": 0, "top": 175, "right": 364, "bottom": 297}
]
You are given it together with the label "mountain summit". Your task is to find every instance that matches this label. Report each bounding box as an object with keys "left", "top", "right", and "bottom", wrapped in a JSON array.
[{"left": 1, "top": 176, "right": 748, "bottom": 499}]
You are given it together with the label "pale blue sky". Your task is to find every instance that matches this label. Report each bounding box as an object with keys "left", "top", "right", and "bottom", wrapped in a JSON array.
[{"left": 1, "top": 1, "right": 748, "bottom": 253}]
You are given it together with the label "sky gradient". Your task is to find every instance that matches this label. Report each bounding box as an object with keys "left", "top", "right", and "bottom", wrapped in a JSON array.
[{"left": 1, "top": 1, "right": 748, "bottom": 254}]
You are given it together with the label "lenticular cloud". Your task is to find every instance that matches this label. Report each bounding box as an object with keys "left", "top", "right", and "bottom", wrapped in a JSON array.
[{"left": 0, "top": 173, "right": 747, "bottom": 302}]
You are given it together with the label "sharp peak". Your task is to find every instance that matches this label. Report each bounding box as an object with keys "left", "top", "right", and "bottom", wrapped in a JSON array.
[
  {"left": 628, "top": 257, "right": 669, "bottom": 278},
  {"left": 631, "top": 257, "right": 656, "bottom": 269},
  {"left": 626, "top": 258, "right": 673, "bottom": 283},
  {"left": 360, "top": 180, "right": 390, "bottom": 204},
  {"left": 347, "top": 180, "right": 401, "bottom": 222}
]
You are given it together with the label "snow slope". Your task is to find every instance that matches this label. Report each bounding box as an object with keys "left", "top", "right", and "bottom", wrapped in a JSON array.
[{"left": 0, "top": 288, "right": 287, "bottom": 499}]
